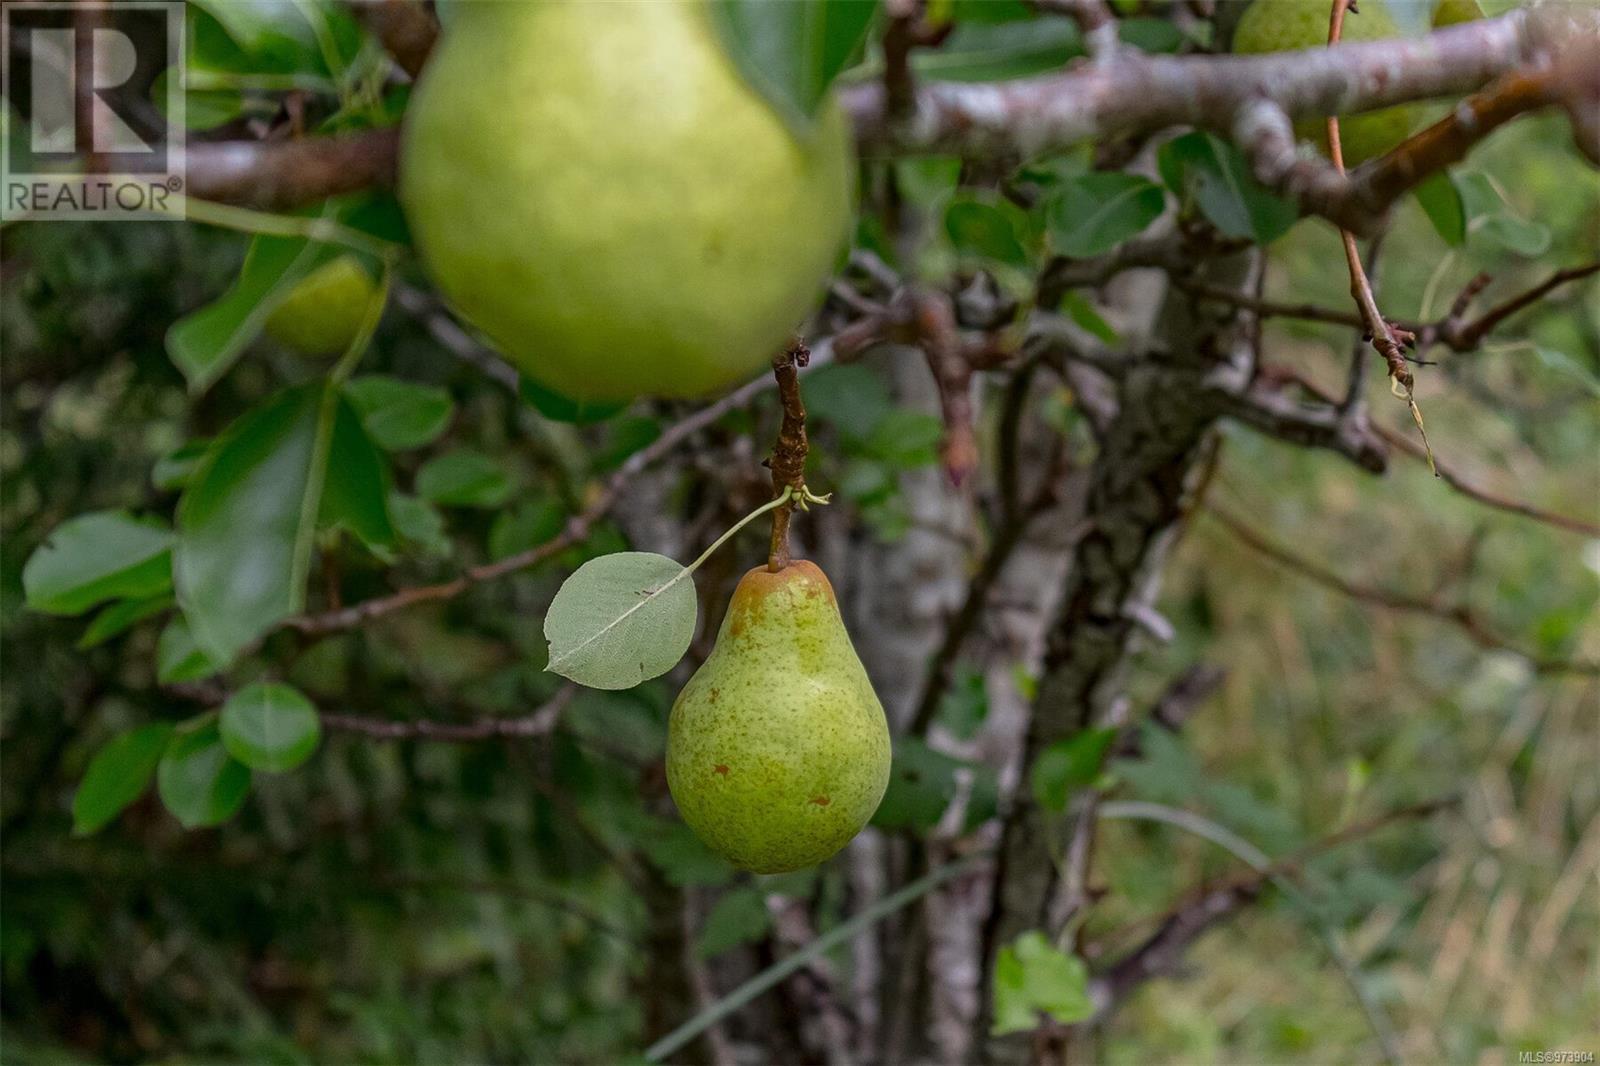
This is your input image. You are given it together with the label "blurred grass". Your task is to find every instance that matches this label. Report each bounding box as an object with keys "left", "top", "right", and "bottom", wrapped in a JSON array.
[{"left": 1099, "top": 113, "right": 1599, "bottom": 1061}]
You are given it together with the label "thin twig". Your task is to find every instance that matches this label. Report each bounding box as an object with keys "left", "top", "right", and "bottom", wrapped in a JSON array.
[
  {"left": 321, "top": 686, "right": 575, "bottom": 740},
  {"left": 290, "top": 371, "right": 780, "bottom": 636},
  {"left": 1283, "top": 369, "right": 1600, "bottom": 536},
  {"left": 1207, "top": 507, "right": 1600, "bottom": 676}
]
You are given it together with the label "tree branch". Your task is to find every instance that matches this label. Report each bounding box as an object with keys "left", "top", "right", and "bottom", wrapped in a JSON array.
[
  {"left": 320, "top": 686, "right": 574, "bottom": 741},
  {"left": 346, "top": 0, "right": 437, "bottom": 80},
  {"left": 1207, "top": 507, "right": 1600, "bottom": 676},
  {"left": 1087, "top": 796, "right": 1455, "bottom": 1019},
  {"left": 184, "top": 129, "right": 400, "bottom": 211}
]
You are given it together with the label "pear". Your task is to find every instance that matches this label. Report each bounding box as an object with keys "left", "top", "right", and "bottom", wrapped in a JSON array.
[
  {"left": 399, "top": 0, "right": 854, "bottom": 403},
  {"left": 1233, "top": 0, "right": 1417, "bottom": 167},
  {"left": 263, "top": 256, "right": 381, "bottom": 357},
  {"left": 667, "top": 561, "right": 891, "bottom": 874}
]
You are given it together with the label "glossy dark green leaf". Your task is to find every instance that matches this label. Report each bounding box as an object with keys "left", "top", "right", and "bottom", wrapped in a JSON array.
[
  {"left": 1156, "top": 131, "right": 1298, "bottom": 245},
  {"left": 1030, "top": 726, "right": 1118, "bottom": 813},
  {"left": 72, "top": 723, "right": 175, "bottom": 835},
  {"left": 174, "top": 384, "right": 331, "bottom": 664},
  {"left": 157, "top": 721, "right": 252, "bottom": 829},
  {"left": 1047, "top": 173, "right": 1166, "bottom": 258},
  {"left": 319, "top": 396, "right": 396, "bottom": 549},
  {"left": 156, "top": 617, "right": 222, "bottom": 684},
  {"left": 415, "top": 449, "right": 513, "bottom": 508},
  {"left": 517, "top": 376, "right": 627, "bottom": 426},
  {"left": 78, "top": 594, "right": 174, "bottom": 650},
  {"left": 23, "top": 511, "right": 174, "bottom": 616},
  {"left": 219, "top": 682, "right": 322, "bottom": 772},
  {"left": 707, "top": 0, "right": 878, "bottom": 132},
  {"left": 344, "top": 375, "right": 455, "bottom": 450},
  {"left": 166, "top": 234, "right": 341, "bottom": 393},
  {"left": 1414, "top": 172, "right": 1465, "bottom": 247}
]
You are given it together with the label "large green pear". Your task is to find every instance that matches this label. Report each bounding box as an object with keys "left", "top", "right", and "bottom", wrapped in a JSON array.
[
  {"left": 399, "top": 1, "right": 854, "bottom": 403},
  {"left": 1233, "top": 0, "right": 1417, "bottom": 167},
  {"left": 263, "top": 256, "right": 381, "bottom": 357},
  {"left": 667, "top": 561, "right": 891, "bottom": 874}
]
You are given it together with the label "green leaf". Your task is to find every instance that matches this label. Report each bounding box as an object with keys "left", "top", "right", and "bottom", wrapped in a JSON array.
[
  {"left": 707, "top": 0, "right": 878, "bottom": 133},
  {"left": 1531, "top": 345, "right": 1600, "bottom": 399},
  {"left": 872, "top": 737, "right": 997, "bottom": 832},
  {"left": 489, "top": 498, "right": 567, "bottom": 562},
  {"left": 1059, "top": 291, "right": 1121, "bottom": 345},
  {"left": 415, "top": 449, "right": 513, "bottom": 508},
  {"left": 156, "top": 617, "right": 222, "bottom": 684},
  {"left": 219, "top": 681, "right": 322, "bottom": 772},
  {"left": 389, "top": 493, "right": 452, "bottom": 557},
  {"left": 1414, "top": 172, "right": 1465, "bottom": 247},
  {"left": 639, "top": 818, "right": 735, "bottom": 887},
  {"left": 544, "top": 552, "right": 698, "bottom": 691},
  {"left": 157, "top": 721, "right": 252, "bottom": 829},
  {"left": 344, "top": 375, "right": 455, "bottom": 450},
  {"left": 697, "top": 887, "right": 773, "bottom": 957},
  {"left": 991, "top": 931, "right": 1093, "bottom": 1035},
  {"left": 319, "top": 396, "right": 396, "bottom": 549},
  {"left": 23, "top": 511, "right": 174, "bottom": 616},
  {"left": 1156, "top": 131, "right": 1297, "bottom": 245},
  {"left": 1475, "top": 213, "right": 1552, "bottom": 258},
  {"left": 1457, "top": 172, "right": 1552, "bottom": 257},
  {"left": 72, "top": 723, "right": 175, "bottom": 835},
  {"left": 518, "top": 376, "right": 627, "bottom": 425},
  {"left": 937, "top": 666, "right": 989, "bottom": 741},
  {"left": 152, "top": 440, "right": 211, "bottom": 492},
  {"left": 909, "top": 20, "right": 1082, "bottom": 81},
  {"left": 165, "top": 233, "right": 342, "bottom": 393},
  {"left": 1030, "top": 726, "right": 1117, "bottom": 813},
  {"left": 174, "top": 383, "right": 333, "bottom": 665},
  {"left": 78, "top": 594, "right": 174, "bottom": 649},
  {"left": 1047, "top": 172, "right": 1166, "bottom": 258},
  {"left": 861, "top": 410, "right": 943, "bottom": 467},
  {"left": 944, "top": 198, "right": 1031, "bottom": 269}
]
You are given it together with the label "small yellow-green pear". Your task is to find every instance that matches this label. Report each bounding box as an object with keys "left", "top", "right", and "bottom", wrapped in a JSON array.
[
  {"left": 1233, "top": 0, "right": 1417, "bottom": 166},
  {"left": 1431, "top": 0, "right": 1484, "bottom": 27},
  {"left": 263, "top": 256, "right": 381, "bottom": 357},
  {"left": 399, "top": 1, "right": 854, "bottom": 403},
  {"left": 667, "top": 561, "right": 891, "bottom": 874}
]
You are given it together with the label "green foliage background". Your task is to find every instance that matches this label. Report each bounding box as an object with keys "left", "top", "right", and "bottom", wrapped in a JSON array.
[{"left": 2, "top": 3, "right": 1598, "bottom": 1063}]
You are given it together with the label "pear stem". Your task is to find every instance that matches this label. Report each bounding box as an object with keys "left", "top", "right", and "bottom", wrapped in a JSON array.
[{"left": 767, "top": 338, "right": 812, "bottom": 572}]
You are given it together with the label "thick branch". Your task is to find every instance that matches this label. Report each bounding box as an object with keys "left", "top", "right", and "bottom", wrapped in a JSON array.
[{"left": 184, "top": 129, "right": 400, "bottom": 211}]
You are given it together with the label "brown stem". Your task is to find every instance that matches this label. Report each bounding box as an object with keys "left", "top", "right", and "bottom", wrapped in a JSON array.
[
  {"left": 768, "top": 339, "right": 812, "bottom": 573},
  {"left": 346, "top": 0, "right": 438, "bottom": 80},
  {"left": 1328, "top": 0, "right": 1412, "bottom": 393}
]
